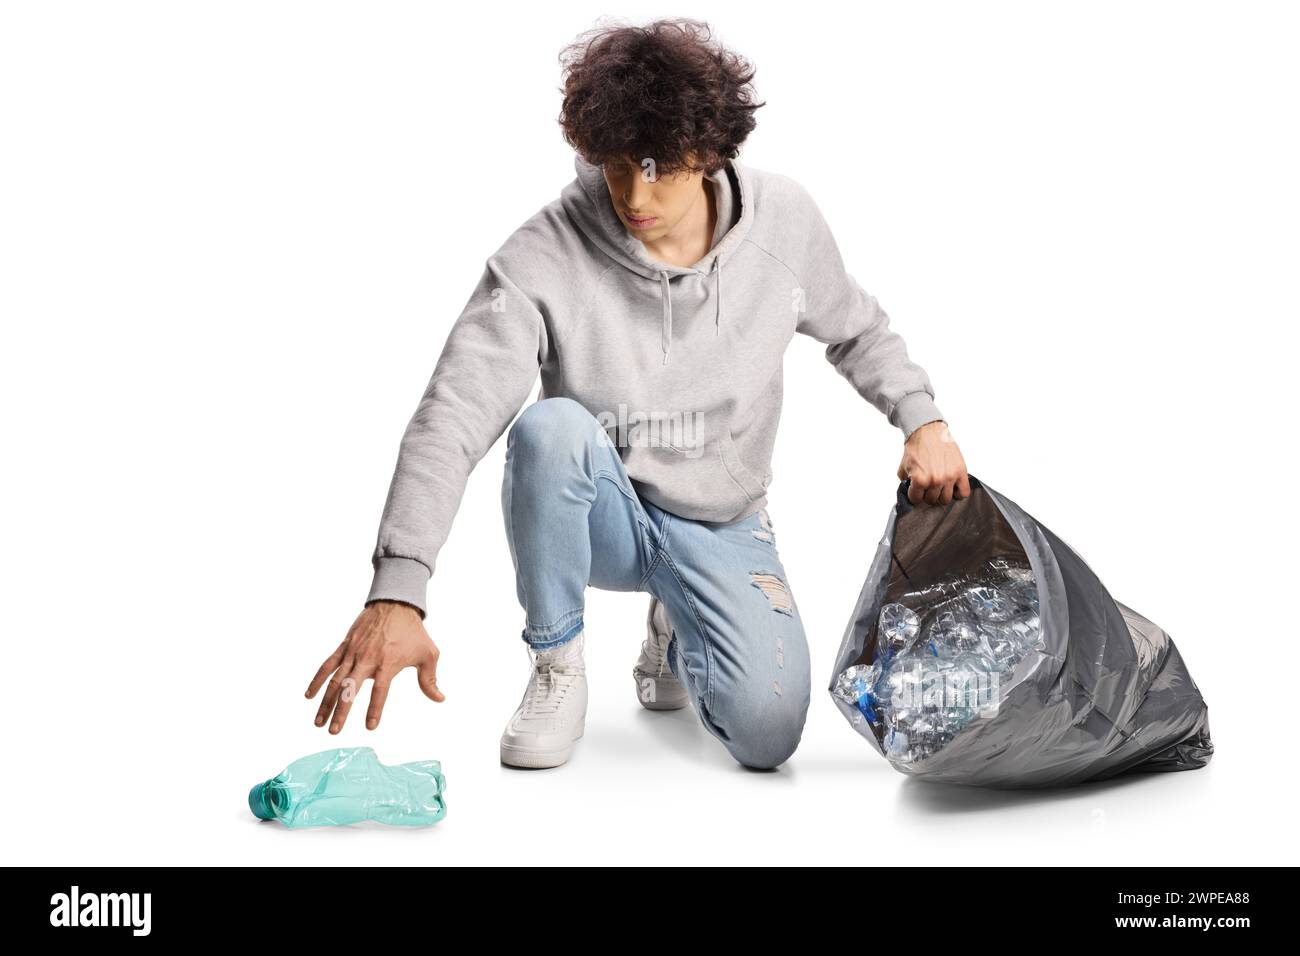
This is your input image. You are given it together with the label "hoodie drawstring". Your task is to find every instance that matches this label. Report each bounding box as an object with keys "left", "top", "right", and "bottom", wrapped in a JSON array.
[
  {"left": 715, "top": 255, "right": 722, "bottom": 336},
  {"left": 659, "top": 258, "right": 723, "bottom": 365},
  {"left": 659, "top": 270, "right": 672, "bottom": 365}
]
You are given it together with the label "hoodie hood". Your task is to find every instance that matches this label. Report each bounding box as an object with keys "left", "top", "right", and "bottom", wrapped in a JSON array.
[{"left": 560, "top": 153, "right": 755, "bottom": 364}]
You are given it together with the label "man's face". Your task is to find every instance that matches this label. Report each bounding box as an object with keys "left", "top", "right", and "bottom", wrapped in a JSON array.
[{"left": 600, "top": 153, "right": 707, "bottom": 240}]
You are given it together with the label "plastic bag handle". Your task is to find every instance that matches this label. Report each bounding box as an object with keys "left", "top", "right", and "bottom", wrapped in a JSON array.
[{"left": 896, "top": 473, "right": 984, "bottom": 514}]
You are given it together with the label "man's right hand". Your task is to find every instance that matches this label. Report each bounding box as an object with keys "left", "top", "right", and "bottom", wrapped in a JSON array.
[{"left": 305, "top": 600, "right": 445, "bottom": 733}]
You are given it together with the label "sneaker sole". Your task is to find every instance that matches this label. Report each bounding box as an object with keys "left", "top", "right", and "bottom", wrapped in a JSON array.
[
  {"left": 500, "top": 723, "right": 585, "bottom": 769},
  {"left": 632, "top": 669, "right": 691, "bottom": 711}
]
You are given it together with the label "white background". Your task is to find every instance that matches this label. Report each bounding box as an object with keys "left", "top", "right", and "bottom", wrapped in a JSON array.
[{"left": 3, "top": 1, "right": 1295, "bottom": 865}]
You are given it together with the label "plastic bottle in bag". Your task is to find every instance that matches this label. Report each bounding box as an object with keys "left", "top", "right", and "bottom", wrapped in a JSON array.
[{"left": 248, "top": 746, "right": 447, "bottom": 828}]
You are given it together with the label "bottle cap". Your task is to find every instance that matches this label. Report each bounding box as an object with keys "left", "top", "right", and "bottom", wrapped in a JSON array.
[{"left": 248, "top": 781, "right": 276, "bottom": 820}]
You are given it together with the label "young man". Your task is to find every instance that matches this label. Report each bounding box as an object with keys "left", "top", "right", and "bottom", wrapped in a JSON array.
[{"left": 305, "top": 18, "right": 970, "bottom": 770}]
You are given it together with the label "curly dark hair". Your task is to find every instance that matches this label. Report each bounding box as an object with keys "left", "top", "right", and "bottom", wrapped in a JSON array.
[{"left": 557, "top": 17, "right": 765, "bottom": 177}]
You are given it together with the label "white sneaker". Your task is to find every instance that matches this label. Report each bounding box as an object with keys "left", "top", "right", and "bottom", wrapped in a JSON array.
[
  {"left": 633, "top": 597, "right": 690, "bottom": 711},
  {"left": 500, "top": 629, "right": 588, "bottom": 769}
]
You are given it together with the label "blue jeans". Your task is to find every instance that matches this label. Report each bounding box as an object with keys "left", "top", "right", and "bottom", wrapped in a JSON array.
[{"left": 500, "top": 397, "right": 812, "bottom": 769}]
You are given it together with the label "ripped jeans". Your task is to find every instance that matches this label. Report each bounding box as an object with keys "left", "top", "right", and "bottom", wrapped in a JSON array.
[{"left": 501, "top": 397, "right": 812, "bottom": 769}]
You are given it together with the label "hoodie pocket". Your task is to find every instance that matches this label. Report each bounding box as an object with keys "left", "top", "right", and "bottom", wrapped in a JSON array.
[
  {"left": 718, "top": 430, "right": 767, "bottom": 502},
  {"left": 626, "top": 429, "right": 765, "bottom": 522}
]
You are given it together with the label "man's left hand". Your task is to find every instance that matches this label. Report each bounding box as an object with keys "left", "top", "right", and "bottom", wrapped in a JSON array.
[{"left": 897, "top": 420, "right": 971, "bottom": 506}]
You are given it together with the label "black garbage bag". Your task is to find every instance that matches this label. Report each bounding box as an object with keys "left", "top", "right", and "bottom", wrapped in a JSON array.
[{"left": 829, "top": 475, "right": 1214, "bottom": 788}]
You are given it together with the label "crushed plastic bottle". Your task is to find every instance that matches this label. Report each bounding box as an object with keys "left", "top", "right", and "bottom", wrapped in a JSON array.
[
  {"left": 877, "top": 603, "right": 921, "bottom": 655},
  {"left": 248, "top": 746, "right": 447, "bottom": 828}
]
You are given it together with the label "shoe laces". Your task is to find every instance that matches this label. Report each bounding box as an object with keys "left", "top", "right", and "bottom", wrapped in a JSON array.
[
  {"left": 522, "top": 651, "right": 583, "bottom": 718},
  {"left": 643, "top": 630, "right": 672, "bottom": 678},
  {"left": 643, "top": 600, "right": 677, "bottom": 678}
]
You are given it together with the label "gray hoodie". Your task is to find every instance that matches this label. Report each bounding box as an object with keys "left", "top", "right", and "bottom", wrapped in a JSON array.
[{"left": 367, "top": 153, "right": 945, "bottom": 614}]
